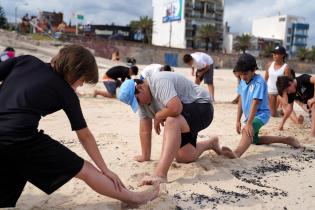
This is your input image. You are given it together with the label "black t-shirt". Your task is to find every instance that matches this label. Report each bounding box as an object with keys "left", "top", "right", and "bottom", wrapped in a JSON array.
[
  {"left": 105, "top": 66, "right": 130, "bottom": 81},
  {"left": 288, "top": 74, "right": 314, "bottom": 104},
  {"left": 0, "top": 55, "right": 87, "bottom": 144}
]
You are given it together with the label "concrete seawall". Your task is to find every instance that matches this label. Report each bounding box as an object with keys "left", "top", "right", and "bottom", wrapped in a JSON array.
[{"left": 69, "top": 36, "right": 315, "bottom": 73}]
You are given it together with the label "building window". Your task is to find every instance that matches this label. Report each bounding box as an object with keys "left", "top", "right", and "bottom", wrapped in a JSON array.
[
  {"left": 186, "top": 30, "right": 193, "bottom": 37},
  {"left": 288, "top": 28, "right": 291, "bottom": 34},
  {"left": 287, "top": 37, "right": 290, "bottom": 42},
  {"left": 186, "top": 40, "right": 193, "bottom": 48},
  {"left": 279, "top": 17, "right": 286, "bottom": 22},
  {"left": 194, "top": 2, "right": 203, "bottom": 10}
]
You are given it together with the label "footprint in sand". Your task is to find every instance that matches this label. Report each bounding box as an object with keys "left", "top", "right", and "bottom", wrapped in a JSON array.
[
  {"left": 171, "top": 162, "right": 182, "bottom": 169},
  {"left": 128, "top": 172, "right": 151, "bottom": 182},
  {"left": 97, "top": 132, "right": 118, "bottom": 139}
]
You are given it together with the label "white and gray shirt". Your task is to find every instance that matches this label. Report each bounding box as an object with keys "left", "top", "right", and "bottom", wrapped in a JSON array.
[
  {"left": 139, "top": 72, "right": 212, "bottom": 119},
  {"left": 141, "top": 64, "right": 163, "bottom": 80},
  {"left": 191, "top": 52, "right": 214, "bottom": 70}
]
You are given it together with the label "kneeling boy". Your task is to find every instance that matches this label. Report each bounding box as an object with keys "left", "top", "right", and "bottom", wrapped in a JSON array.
[{"left": 222, "top": 53, "right": 301, "bottom": 159}]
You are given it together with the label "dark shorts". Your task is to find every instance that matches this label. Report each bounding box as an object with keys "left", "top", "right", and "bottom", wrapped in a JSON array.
[
  {"left": 196, "top": 64, "right": 214, "bottom": 84},
  {"left": 180, "top": 103, "right": 214, "bottom": 148},
  {"left": 103, "top": 81, "right": 117, "bottom": 96},
  {"left": 0, "top": 131, "right": 84, "bottom": 208}
]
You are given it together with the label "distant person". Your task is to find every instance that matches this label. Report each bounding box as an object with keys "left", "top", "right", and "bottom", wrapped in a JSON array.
[
  {"left": 0, "top": 47, "right": 15, "bottom": 62},
  {"left": 264, "top": 46, "right": 291, "bottom": 117},
  {"left": 278, "top": 69, "right": 304, "bottom": 125},
  {"left": 111, "top": 51, "right": 120, "bottom": 62},
  {"left": 277, "top": 74, "right": 315, "bottom": 137},
  {"left": 231, "top": 66, "right": 241, "bottom": 104},
  {"left": 126, "top": 57, "right": 137, "bottom": 66},
  {"left": 94, "top": 65, "right": 138, "bottom": 98},
  {"left": 118, "top": 72, "right": 221, "bottom": 185},
  {"left": 183, "top": 52, "right": 215, "bottom": 101},
  {"left": 0, "top": 45, "right": 158, "bottom": 207},
  {"left": 140, "top": 64, "right": 172, "bottom": 80},
  {"left": 264, "top": 46, "right": 303, "bottom": 124},
  {"left": 222, "top": 53, "right": 301, "bottom": 159},
  {"left": 20, "top": 13, "right": 31, "bottom": 34}
]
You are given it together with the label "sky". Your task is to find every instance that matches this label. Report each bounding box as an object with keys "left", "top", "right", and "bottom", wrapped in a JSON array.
[{"left": 1, "top": 0, "right": 315, "bottom": 47}]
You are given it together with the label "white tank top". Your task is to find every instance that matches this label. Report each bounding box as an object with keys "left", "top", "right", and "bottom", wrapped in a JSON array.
[{"left": 267, "top": 61, "right": 287, "bottom": 94}]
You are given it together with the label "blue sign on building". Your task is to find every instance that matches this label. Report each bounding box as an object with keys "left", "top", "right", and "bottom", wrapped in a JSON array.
[{"left": 162, "top": 0, "right": 183, "bottom": 23}]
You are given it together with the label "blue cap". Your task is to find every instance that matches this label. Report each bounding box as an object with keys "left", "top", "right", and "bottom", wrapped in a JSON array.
[{"left": 118, "top": 80, "right": 139, "bottom": 112}]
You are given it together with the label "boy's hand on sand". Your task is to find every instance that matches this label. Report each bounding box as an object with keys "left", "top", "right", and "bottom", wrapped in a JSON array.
[
  {"left": 279, "top": 124, "right": 284, "bottom": 131},
  {"left": 103, "top": 169, "right": 126, "bottom": 191},
  {"left": 243, "top": 124, "right": 253, "bottom": 138},
  {"left": 154, "top": 118, "right": 164, "bottom": 135},
  {"left": 139, "top": 175, "right": 166, "bottom": 186},
  {"left": 236, "top": 121, "right": 241, "bottom": 134}
]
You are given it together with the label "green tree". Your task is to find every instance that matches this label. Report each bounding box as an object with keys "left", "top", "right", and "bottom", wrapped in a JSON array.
[
  {"left": 129, "top": 16, "right": 153, "bottom": 44},
  {"left": 296, "top": 47, "right": 309, "bottom": 61},
  {"left": 260, "top": 43, "right": 274, "bottom": 58},
  {"left": 196, "top": 24, "right": 219, "bottom": 51},
  {"left": 0, "top": 5, "right": 8, "bottom": 28},
  {"left": 306, "top": 47, "right": 315, "bottom": 62},
  {"left": 234, "top": 34, "right": 253, "bottom": 53}
]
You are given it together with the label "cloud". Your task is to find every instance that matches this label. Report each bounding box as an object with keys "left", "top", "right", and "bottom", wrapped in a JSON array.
[
  {"left": 224, "top": 0, "right": 315, "bottom": 47},
  {"left": 1, "top": 0, "right": 153, "bottom": 26},
  {"left": 1, "top": 0, "right": 314, "bottom": 46}
]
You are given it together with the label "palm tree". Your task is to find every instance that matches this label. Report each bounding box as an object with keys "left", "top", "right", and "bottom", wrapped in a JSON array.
[
  {"left": 129, "top": 16, "right": 153, "bottom": 44},
  {"left": 233, "top": 34, "right": 253, "bottom": 53},
  {"left": 296, "top": 48, "right": 309, "bottom": 61},
  {"left": 196, "top": 24, "right": 219, "bottom": 51},
  {"left": 260, "top": 43, "right": 274, "bottom": 58},
  {"left": 306, "top": 47, "right": 315, "bottom": 62}
]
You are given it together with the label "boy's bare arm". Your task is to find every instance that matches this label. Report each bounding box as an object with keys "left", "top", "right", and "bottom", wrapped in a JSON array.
[
  {"left": 76, "top": 127, "right": 126, "bottom": 191},
  {"left": 196, "top": 65, "right": 209, "bottom": 78},
  {"left": 244, "top": 99, "right": 260, "bottom": 138},
  {"left": 138, "top": 118, "right": 153, "bottom": 161},
  {"left": 76, "top": 127, "right": 108, "bottom": 171},
  {"left": 155, "top": 96, "right": 183, "bottom": 121},
  {"left": 154, "top": 96, "right": 183, "bottom": 135},
  {"left": 236, "top": 97, "right": 243, "bottom": 122},
  {"left": 236, "top": 97, "right": 243, "bottom": 134},
  {"left": 279, "top": 92, "right": 293, "bottom": 130}
]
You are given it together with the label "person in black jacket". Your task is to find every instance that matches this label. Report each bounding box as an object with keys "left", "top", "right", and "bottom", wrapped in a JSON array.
[{"left": 94, "top": 65, "right": 138, "bottom": 98}]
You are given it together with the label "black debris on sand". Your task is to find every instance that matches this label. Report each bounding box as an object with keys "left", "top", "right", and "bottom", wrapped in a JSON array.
[{"left": 171, "top": 147, "right": 315, "bottom": 209}]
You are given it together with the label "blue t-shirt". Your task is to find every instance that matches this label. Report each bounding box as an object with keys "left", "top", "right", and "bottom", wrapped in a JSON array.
[{"left": 237, "top": 74, "right": 270, "bottom": 124}]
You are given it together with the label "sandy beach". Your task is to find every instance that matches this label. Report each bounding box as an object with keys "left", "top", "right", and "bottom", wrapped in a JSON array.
[{"left": 1, "top": 31, "right": 315, "bottom": 210}]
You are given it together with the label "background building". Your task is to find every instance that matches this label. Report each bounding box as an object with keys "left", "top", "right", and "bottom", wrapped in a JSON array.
[
  {"left": 222, "top": 22, "right": 240, "bottom": 54},
  {"left": 39, "top": 11, "right": 63, "bottom": 28},
  {"left": 252, "top": 14, "right": 309, "bottom": 56},
  {"left": 152, "top": 0, "right": 224, "bottom": 49},
  {"left": 90, "top": 25, "right": 132, "bottom": 40}
]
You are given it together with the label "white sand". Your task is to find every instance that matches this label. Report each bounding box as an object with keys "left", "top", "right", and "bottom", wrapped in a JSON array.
[{"left": 1, "top": 31, "right": 315, "bottom": 210}]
